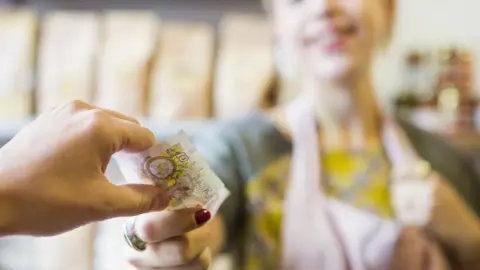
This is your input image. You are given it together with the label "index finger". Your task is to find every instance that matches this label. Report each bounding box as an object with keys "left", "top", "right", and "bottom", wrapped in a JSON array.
[
  {"left": 111, "top": 117, "right": 157, "bottom": 153},
  {"left": 134, "top": 208, "right": 212, "bottom": 243},
  {"left": 92, "top": 107, "right": 140, "bottom": 124}
]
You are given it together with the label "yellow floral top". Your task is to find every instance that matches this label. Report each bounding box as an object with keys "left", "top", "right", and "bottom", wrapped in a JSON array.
[{"left": 244, "top": 143, "right": 393, "bottom": 270}]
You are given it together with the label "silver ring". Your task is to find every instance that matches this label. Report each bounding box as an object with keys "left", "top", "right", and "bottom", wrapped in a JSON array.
[{"left": 123, "top": 217, "right": 147, "bottom": 252}]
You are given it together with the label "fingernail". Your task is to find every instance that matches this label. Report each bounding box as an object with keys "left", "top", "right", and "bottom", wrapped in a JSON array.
[{"left": 195, "top": 209, "right": 211, "bottom": 226}]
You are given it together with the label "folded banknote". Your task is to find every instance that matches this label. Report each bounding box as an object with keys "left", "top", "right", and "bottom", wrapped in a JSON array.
[{"left": 115, "top": 131, "right": 230, "bottom": 215}]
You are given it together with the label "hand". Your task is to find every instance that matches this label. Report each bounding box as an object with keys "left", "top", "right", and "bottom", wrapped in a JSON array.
[
  {"left": 429, "top": 175, "right": 480, "bottom": 267},
  {"left": 125, "top": 208, "right": 223, "bottom": 270},
  {"left": 389, "top": 227, "right": 448, "bottom": 270},
  {"left": 0, "top": 100, "right": 169, "bottom": 236}
]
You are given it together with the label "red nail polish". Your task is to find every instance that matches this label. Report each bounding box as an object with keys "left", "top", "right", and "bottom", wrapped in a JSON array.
[{"left": 195, "top": 210, "right": 211, "bottom": 225}]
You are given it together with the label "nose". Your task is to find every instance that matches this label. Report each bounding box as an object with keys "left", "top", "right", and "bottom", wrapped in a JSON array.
[{"left": 310, "top": 0, "right": 339, "bottom": 18}]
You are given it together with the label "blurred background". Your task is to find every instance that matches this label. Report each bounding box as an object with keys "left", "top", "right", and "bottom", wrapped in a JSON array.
[{"left": 0, "top": 0, "right": 478, "bottom": 269}]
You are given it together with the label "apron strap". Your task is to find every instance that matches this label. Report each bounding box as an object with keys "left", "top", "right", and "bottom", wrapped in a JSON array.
[{"left": 282, "top": 94, "right": 346, "bottom": 270}]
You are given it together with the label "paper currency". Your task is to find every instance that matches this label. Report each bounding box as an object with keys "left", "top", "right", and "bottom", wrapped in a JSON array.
[{"left": 115, "top": 131, "right": 229, "bottom": 214}]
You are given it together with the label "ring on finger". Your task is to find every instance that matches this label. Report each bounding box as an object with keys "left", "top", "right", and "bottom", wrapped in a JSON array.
[{"left": 123, "top": 217, "right": 147, "bottom": 252}]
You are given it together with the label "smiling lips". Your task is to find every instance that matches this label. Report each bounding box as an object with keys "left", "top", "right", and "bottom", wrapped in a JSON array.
[{"left": 303, "top": 22, "right": 357, "bottom": 53}]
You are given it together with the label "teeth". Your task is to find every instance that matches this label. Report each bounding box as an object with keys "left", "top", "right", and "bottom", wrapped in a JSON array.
[
  {"left": 305, "top": 32, "right": 340, "bottom": 44},
  {"left": 304, "top": 23, "right": 345, "bottom": 44}
]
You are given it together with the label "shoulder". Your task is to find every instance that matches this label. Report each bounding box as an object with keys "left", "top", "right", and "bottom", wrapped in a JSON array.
[
  {"left": 218, "top": 115, "right": 291, "bottom": 179},
  {"left": 397, "top": 118, "right": 480, "bottom": 215},
  {"left": 151, "top": 115, "right": 273, "bottom": 139},
  {"left": 152, "top": 115, "right": 290, "bottom": 179},
  {"left": 151, "top": 115, "right": 282, "bottom": 150},
  {"left": 201, "top": 115, "right": 291, "bottom": 180}
]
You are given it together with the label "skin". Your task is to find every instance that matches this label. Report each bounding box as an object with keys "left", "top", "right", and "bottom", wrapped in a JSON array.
[
  {"left": 0, "top": 100, "right": 170, "bottom": 236},
  {"left": 128, "top": 0, "right": 478, "bottom": 269},
  {"left": 125, "top": 209, "right": 224, "bottom": 270}
]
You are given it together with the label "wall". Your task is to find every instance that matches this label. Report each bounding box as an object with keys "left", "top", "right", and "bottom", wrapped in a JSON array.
[
  {"left": 12, "top": 0, "right": 263, "bottom": 25},
  {"left": 374, "top": 0, "right": 479, "bottom": 111},
  {"left": 3, "top": 0, "right": 478, "bottom": 111}
]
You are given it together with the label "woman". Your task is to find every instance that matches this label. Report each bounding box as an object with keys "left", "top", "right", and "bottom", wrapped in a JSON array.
[{"left": 123, "top": 0, "right": 480, "bottom": 269}]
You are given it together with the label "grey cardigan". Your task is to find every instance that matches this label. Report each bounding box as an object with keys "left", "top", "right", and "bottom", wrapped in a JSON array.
[{"left": 153, "top": 115, "right": 480, "bottom": 253}]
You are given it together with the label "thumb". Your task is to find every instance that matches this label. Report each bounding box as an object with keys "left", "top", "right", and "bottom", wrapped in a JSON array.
[{"left": 94, "top": 183, "right": 170, "bottom": 220}]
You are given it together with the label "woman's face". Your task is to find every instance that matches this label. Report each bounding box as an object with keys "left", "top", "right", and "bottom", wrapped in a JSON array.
[{"left": 273, "top": 0, "right": 392, "bottom": 81}]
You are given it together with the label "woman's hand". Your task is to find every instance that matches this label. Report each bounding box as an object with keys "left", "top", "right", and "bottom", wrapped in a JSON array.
[
  {"left": 429, "top": 175, "right": 480, "bottom": 268},
  {"left": 389, "top": 227, "right": 448, "bottom": 270},
  {"left": 125, "top": 209, "right": 225, "bottom": 270},
  {"left": 0, "top": 100, "right": 169, "bottom": 236}
]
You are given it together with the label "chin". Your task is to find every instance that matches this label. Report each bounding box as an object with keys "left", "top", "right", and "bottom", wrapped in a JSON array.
[{"left": 309, "top": 55, "right": 354, "bottom": 81}]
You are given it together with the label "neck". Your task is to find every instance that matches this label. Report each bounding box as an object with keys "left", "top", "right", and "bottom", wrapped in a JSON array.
[{"left": 304, "top": 72, "right": 381, "bottom": 140}]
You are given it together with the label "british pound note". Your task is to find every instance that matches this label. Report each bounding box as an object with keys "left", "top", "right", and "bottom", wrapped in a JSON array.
[{"left": 115, "top": 131, "right": 229, "bottom": 214}]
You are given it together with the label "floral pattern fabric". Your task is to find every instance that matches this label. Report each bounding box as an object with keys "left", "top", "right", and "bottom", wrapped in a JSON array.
[{"left": 245, "top": 144, "right": 393, "bottom": 269}]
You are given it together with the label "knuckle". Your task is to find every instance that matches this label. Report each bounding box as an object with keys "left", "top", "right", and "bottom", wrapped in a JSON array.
[
  {"left": 136, "top": 193, "right": 156, "bottom": 213},
  {"left": 88, "top": 109, "right": 108, "bottom": 122},
  {"left": 130, "top": 117, "right": 140, "bottom": 125},
  {"left": 84, "top": 109, "right": 109, "bottom": 137},
  {"left": 135, "top": 219, "right": 156, "bottom": 242},
  {"left": 64, "top": 100, "right": 89, "bottom": 113}
]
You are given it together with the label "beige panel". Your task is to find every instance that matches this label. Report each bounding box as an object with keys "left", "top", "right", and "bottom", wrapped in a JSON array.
[
  {"left": 37, "top": 11, "right": 99, "bottom": 114},
  {"left": 96, "top": 11, "right": 158, "bottom": 117},
  {"left": 149, "top": 22, "right": 214, "bottom": 122},
  {"left": 0, "top": 9, "right": 36, "bottom": 119},
  {"left": 214, "top": 14, "right": 275, "bottom": 118}
]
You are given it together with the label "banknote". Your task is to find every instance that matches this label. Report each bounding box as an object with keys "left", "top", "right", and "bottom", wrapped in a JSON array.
[{"left": 115, "top": 131, "right": 230, "bottom": 213}]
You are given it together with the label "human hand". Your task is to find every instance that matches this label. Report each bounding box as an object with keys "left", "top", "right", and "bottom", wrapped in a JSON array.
[
  {"left": 429, "top": 174, "right": 480, "bottom": 267},
  {"left": 125, "top": 208, "right": 224, "bottom": 270},
  {"left": 0, "top": 100, "right": 169, "bottom": 236},
  {"left": 389, "top": 227, "right": 448, "bottom": 270}
]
